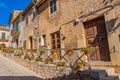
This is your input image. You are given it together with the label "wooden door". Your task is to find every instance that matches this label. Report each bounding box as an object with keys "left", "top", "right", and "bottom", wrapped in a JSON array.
[{"left": 84, "top": 16, "right": 110, "bottom": 61}]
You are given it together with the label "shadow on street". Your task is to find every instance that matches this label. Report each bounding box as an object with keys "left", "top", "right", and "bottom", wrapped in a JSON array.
[{"left": 0, "top": 76, "right": 43, "bottom": 80}]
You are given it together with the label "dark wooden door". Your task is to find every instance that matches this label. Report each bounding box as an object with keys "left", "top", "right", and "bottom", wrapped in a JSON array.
[{"left": 84, "top": 16, "right": 110, "bottom": 61}]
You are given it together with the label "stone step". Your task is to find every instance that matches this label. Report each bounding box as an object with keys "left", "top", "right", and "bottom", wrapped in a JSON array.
[
  {"left": 109, "top": 74, "right": 120, "bottom": 79},
  {"left": 100, "top": 76, "right": 119, "bottom": 80},
  {"left": 90, "top": 61, "right": 112, "bottom": 67},
  {"left": 82, "top": 69, "right": 108, "bottom": 79},
  {"left": 91, "top": 67, "right": 115, "bottom": 75}
]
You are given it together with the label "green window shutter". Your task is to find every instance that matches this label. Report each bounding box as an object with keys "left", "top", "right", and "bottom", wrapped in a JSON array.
[{"left": 2, "top": 32, "right": 5, "bottom": 40}]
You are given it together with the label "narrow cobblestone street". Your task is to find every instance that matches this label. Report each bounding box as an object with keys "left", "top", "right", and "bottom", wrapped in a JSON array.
[{"left": 0, "top": 54, "right": 42, "bottom": 80}]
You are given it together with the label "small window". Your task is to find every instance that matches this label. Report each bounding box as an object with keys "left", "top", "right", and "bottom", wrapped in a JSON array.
[
  {"left": 2, "top": 32, "right": 5, "bottom": 40},
  {"left": 119, "top": 34, "right": 120, "bottom": 42},
  {"left": 41, "top": 35, "right": 46, "bottom": 47},
  {"left": 39, "top": 37, "right": 41, "bottom": 43},
  {"left": 26, "top": 17, "right": 28, "bottom": 25},
  {"left": 16, "top": 22, "right": 19, "bottom": 31},
  {"left": 50, "top": 0, "right": 57, "bottom": 14}
]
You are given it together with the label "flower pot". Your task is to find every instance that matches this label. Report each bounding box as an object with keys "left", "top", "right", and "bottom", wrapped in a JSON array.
[
  {"left": 67, "top": 49, "right": 73, "bottom": 56},
  {"left": 85, "top": 52, "right": 90, "bottom": 56}
]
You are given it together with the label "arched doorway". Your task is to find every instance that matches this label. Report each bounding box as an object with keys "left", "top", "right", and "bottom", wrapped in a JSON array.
[
  {"left": 0, "top": 43, "right": 6, "bottom": 48},
  {"left": 23, "top": 40, "right": 26, "bottom": 49},
  {"left": 29, "top": 36, "right": 33, "bottom": 49},
  {"left": 16, "top": 39, "right": 18, "bottom": 48}
]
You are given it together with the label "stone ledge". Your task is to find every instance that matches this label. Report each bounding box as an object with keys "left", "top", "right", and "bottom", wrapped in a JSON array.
[{"left": 4, "top": 54, "right": 72, "bottom": 79}]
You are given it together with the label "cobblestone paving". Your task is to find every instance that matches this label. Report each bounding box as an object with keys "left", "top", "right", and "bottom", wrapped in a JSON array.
[{"left": 0, "top": 54, "right": 43, "bottom": 80}]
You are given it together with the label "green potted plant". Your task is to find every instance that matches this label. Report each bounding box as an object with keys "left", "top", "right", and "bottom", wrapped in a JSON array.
[
  {"left": 50, "top": 49, "right": 57, "bottom": 54},
  {"left": 24, "top": 54, "right": 32, "bottom": 60},
  {"left": 73, "top": 62, "right": 83, "bottom": 70},
  {"left": 56, "top": 61, "right": 66, "bottom": 67},
  {"left": 39, "top": 49, "right": 45, "bottom": 57},
  {"left": 50, "top": 49, "right": 58, "bottom": 59},
  {"left": 16, "top": 53, "right": 23, "bottom": 57},
  {"left": 80, "top": 47, "right": 92, "bottom": 56},
  {"left": 44, "top": 58, "right": 53, "bottom": 64},
  {"left": 35, "top": 56, "right": 42, "bottom": 62},
  {"left": 66, "top": 49, "right": 73, "bottom": 56}
]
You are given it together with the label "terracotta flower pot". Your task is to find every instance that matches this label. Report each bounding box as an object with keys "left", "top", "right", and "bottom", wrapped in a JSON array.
[
  {"left": 67, "top": 49, "right": 73, "bottom": 56},
  {"left": 85, "top": 52, "right": 90, "bottom": 56}
]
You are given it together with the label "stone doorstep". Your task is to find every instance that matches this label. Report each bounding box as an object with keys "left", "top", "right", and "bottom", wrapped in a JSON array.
[
  {"left": 82, "top": 69, "right": 120, "bottom": 80},
  {"left": 91, "top": 67, "right": 115, "bottom": 75},
  {"left": 90, "top": 61, "right": 112, "bottom": 67},
  {"left": 89, "top": 66, "right": 120, "bottom": 80},
  {"left": 109, "top": 74, "right": 120, "bottom": 80},
  {"left": 82, "top": 69, "right": 108, "bottom": 79},
  {"left": 100, "top": 76, "right": 119, "bottom": 80}
]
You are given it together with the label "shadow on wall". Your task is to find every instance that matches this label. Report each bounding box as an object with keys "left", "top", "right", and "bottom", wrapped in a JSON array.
[
  {"left": 47, "top": 69, "right": 119, "bottom": 80},
  {"left": 0, "top": 76, "right": 43, "bottom": 80},
  {"left": 106, "top": 17, "right": 120, "bottom": 37}
]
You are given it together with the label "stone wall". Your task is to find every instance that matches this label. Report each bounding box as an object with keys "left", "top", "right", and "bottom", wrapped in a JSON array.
[
  {"left": 6, "top": 54, "right": 72, "bottom": 79},
  {"left": 37, "top": 0, "right": 120, "bottom": 65}
]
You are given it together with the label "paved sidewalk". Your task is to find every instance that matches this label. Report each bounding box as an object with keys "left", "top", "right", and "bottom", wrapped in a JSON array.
[{"left": 0, "top": 54, "right": 43, "bottom": 80}]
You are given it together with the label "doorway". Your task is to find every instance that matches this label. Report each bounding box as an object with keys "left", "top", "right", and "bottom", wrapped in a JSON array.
[
  {"left": 84, "top": 16, "right": 110, "bottom": 61},
  {"left": 29, "top": 36, "right": 33, "bottom": 49}
]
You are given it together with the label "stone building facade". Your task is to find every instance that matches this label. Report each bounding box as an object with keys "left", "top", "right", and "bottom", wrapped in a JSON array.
[
  {"left": 22, "top": 2, "right": 39, "bottom": 50},
  {"left": 0, "top": 24, "right": 9, "bottom": 47},
  {"left": 34, "top": 0, "right": 120, "bottom": 65},
  {"left": 9, "top": 10, "right": 23, "bottom": 48},
  {"left": 9, "top": 3, "right": 39, "bottom": 50},
  {"left": 8, "top": 0, "right": 120, "bottom": 65}
]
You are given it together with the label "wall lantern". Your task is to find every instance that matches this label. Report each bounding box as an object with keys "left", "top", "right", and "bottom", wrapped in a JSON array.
[
  {"left": 108, "top": 27, "right": 114, "bottom": 32},
  {"left": 74, "top": 17, "right": 80, "bottom": 26}
]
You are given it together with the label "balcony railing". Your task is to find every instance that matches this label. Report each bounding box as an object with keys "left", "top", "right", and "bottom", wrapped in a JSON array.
[
  {"left": 11, "top": 28, "right": 16, "bottom": 35},
  {"left": 0, "top": 39, "right": 9, "bottom": 42}
]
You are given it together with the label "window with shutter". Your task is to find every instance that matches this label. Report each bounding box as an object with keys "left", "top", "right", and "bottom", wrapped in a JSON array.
[{"left": 2, "top": 32, "right": 5, "bottom": 40}]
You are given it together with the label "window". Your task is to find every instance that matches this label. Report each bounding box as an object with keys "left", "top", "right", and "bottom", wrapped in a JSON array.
[
  {"left": 26, "top": 17, "right": 28, "bottom": 25},
  {"left": 16, "top": 22, "right": 19, "bottom": 31},
  {"left": 50, "top": 0, "right": 57, "bottom": 14},
  {"left": 51, "top": 31, "right": 60, "bottom": 49},
  {"left": 2, "top": 32, "right": 5, "bottom": 40},
  {"left": 119, "top": 34, "right": 120, "bottom": 42},
  {"left": 41, "top": 35, "right": 46, "bottom": 47}
]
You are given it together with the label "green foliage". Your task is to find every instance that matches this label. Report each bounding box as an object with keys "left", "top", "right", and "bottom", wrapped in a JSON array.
[
  {"left": 45, "top": 58, "right": 53, "bottom": 64},
  {"left": 0, "top": 46, "right": 3, "bottom": 50},
  {"left": 56, "top": 61, "right": 66, "bottom": 66},
  {"left": 35, "top": 57, "right": 42, "bottom": 62},
  {"left": 24, "top": 54, "right": 32, "bottom": 60},
  {"left": 16, "top": 53, "right": 23, "bottom": 57},
  {"left": 32, "top": 49, "right": 37, "bottom": 52},
  {"left": 39, "top": 49, "right": 45, "bottom": 55},
  {"left": 80, "top": 47, "right": 93, "bottom": 53},
  {"left": 73, "top": 62, "right": 83, "bottom": 70},
  {"left": 50, "top": 49, "right": 57, "bottom": 54},
  {"left": 0, "top": 45, "right": 6, "bottom": 50}
]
